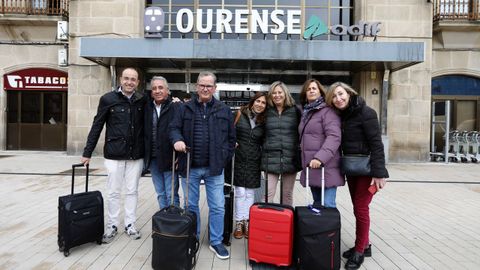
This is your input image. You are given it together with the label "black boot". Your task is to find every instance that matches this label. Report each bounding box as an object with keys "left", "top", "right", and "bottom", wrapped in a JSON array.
[
  {"left": 345, "top": 251, "right": 365, "bottom": 270},
  {"left": 342, "top": 244, "right": 372, "bottom": 258}
]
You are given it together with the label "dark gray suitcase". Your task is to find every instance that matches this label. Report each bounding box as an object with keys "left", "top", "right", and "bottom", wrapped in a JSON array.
[
  {"left": 294, "top": 167, "right": 341, "bottom": 270},
  {"left": 57, "top": 163, "right": 104, "bottom": 257}
]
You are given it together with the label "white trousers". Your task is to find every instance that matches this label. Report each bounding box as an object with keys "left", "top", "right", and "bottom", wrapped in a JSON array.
[
  {"left": 234, "top": 186, "right": 255, "bottom": 221},
  {"left": 104, "top": 158, "right": 143, "bottom": 228}
]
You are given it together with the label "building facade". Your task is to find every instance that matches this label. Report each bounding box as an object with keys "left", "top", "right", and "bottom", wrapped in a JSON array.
[
  {"left": 1, "top": 0, "right": 479, "bottom": 163},
  {"left": 0, "top": 0, "right": 69, "bottom": 151}
]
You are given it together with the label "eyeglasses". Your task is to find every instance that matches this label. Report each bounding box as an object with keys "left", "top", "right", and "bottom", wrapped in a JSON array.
[{"left": 196, "top": 84, "right": 214, "bottom": 90}]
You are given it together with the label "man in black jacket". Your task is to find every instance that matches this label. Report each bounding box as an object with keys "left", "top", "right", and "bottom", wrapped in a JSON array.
[
  {"left": 144, "top": 76, "right": 180, "bottom": 209},
  {"left": 170, "top": 71, "right": 236, "bottom": 260},
  {"left": 81, "top": 67, "right": 145, "bottom": 244}
]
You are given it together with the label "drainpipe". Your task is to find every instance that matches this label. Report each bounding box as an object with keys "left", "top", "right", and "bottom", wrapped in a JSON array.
[{"left": 381, "top": 70, "right": 390, "bottom": 163}]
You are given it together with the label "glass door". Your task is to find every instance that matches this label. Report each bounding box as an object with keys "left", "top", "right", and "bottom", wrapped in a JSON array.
[{"left": 6, "top": 91, "right": 67, "bottom": 150}]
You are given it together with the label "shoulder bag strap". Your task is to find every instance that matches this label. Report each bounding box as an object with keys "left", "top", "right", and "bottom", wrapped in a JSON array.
[{"left": 234, "top": 110, "right": 241, "bottom": 126}]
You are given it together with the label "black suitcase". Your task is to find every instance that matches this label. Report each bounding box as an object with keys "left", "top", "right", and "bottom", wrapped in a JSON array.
[
  {"left": 152, "top": 150, "right": 199, "bottom": 270},
  {"left": 294, "top": 167, "right": 341, "bottom": 270},
  {"left": 58, "top": 163, "right": 104, "bottom": 257},
  {"left": 222, "top": 156, "right": 235, "bottom": 246},
  {"left": 152, "top": 205, "right": 198, "bottom": 270}
]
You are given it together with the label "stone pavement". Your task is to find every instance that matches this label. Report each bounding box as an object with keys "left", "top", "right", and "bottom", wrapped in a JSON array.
[{"left": 0, "top": 151, "right": 479, "bottom": 270}]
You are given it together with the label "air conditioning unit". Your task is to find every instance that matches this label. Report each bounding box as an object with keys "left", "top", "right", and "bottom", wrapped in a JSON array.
[{"left": 57, "top": 21, "right": 68, "bottom": 41}]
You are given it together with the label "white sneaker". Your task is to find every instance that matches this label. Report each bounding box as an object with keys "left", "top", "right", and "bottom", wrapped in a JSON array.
[
  {"left": 125, "top": 224, "right": 141, "bottom": 240},
  {"left": 102, "top": 225, "right": 118, "bottom": 244}
]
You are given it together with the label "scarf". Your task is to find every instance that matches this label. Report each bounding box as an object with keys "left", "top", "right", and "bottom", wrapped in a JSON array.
[{"left": 302, "top": 97, "right": 324, "bottom": 121}]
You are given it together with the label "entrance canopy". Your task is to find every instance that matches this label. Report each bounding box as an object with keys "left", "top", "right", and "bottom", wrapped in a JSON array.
[{"left": 79, "top": 38, "right": 424, "bottom": 75}]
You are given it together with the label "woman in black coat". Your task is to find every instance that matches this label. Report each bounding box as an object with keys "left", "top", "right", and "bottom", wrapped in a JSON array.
[
  {"left": 232, "top": 92, "right": 267, "bottom": 239},
  {"left": 326, "top": 82, "right": 389, "bottom": 270},
  {"left": 261, "top": 81, "right": 301, "bottom": 206}
]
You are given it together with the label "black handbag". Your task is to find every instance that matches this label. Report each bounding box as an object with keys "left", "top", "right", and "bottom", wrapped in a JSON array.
[{"left": 341, "top": 155, "right": 371, "bottom": 176}]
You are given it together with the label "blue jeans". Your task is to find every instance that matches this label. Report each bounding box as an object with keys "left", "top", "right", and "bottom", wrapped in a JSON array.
[
  {"left": 310, "top": 186, "right": 337, "bottom": 208},
  {"left": 150, "top": 158, "right": 180, "bottom": 209},
  {"left": 181, "top": 167, "right": 225, "bottom": 246}
]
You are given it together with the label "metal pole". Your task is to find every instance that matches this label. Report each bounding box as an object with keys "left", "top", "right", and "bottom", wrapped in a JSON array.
[
  {"left": 444, "top": 100, "right": 451, "bottom": 164},
  {"left": 431, "top": 101, "right": 436, "bottom": 153},
  {"left": 381, "top": 70, "right": 390, "bottom": 136}
]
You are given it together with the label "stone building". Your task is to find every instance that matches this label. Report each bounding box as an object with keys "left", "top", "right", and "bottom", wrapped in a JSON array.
[{"left": 1, "top": 0, "right": 479, "bottom": 163}]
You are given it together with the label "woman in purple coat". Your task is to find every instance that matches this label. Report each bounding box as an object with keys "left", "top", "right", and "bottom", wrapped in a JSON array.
[{"left": 298, "top": 79, "right": 344, "bottom": 208}]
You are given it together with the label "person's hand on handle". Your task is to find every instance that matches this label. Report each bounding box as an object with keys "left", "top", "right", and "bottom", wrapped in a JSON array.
[
  {"left": 80, "top": 157, "right": 90, "bottom": 166},
  {"left": 371, "top": 177, "right": 386, "bottom": 191},
  {"left": 309, "top": 158, "right": 322, "bottom": 169},
  {"left": 174, "top": 141, "right": 187, "bottom": 153}
]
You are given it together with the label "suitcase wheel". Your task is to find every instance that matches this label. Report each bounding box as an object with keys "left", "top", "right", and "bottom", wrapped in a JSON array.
[
  {"left": 222, "top": 239, "right": 231, "bottom": 246},
  {"left": 96, "top": 239, "right": 103, "bottom": 245},
  {"left": 63, "top": 250, "right": 70, "bottom": 257},
  {"left": 250, "top": 261, "right": 286, "bottom": 270},
  {"left": 58, "top": 245, "right": 64, "bottom": 252}
]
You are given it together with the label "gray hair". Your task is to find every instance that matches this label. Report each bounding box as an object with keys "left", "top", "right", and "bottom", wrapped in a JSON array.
[
  {"left": 197, "top": 71, "right": 217, "bottom": 84},
  {"left": 150, "top": 76, "right": 169, "bottom": 91}
]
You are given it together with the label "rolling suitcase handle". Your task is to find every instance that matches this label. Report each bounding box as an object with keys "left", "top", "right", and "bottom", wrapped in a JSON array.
[
  {"left": 71, "top": 163, "right": 89, "bottom": 195},
  {"left": 228, "top": 153, "right": 234, "bottom": 188},
  {"left": 171, "top": 148, "right": 191, "bottom": 208},
  {"left": 305, "top": 165, "right": 325, "bottom": 207},
  {"left": 264, "top": 152, "right": 269, "bottom": 203}
]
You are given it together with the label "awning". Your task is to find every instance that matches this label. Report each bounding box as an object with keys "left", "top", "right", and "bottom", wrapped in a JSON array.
[{"left": 79, "top": 38, "right": 424, "bottom": 74}]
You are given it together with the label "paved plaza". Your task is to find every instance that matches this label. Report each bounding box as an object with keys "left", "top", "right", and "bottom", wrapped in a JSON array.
[{"left": 0, "top": 152, "right": 479, "bottom": 270}]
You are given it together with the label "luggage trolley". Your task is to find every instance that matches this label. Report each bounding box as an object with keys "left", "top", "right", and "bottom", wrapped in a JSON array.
[
  {"left": 447, "top": 130, "right": 463, "bottom": 162},
  {"left": 458, "top": 131, "right": 474, "bottom": 162},
  {"left": 467, "top": 131, "right": 480, "bottom": 163}
]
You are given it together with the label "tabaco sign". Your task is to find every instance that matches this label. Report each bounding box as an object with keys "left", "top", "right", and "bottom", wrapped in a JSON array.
[{"left": 4, "top": 68, "right": 68, "bottom": 91}]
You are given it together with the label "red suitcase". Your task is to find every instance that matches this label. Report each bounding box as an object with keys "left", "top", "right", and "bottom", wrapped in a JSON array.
[{"left": 248, "top": 171, "right": 294, "bottom": 267}]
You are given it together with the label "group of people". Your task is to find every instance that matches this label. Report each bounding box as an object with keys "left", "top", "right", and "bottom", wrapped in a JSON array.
[{"left": 81, "top": 67, "right": 388, "bottom": 269}]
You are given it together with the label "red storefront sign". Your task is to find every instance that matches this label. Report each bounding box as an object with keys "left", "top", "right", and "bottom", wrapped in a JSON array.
[{"left": 3, "top": 68, "right": 68, "bottom": 91}]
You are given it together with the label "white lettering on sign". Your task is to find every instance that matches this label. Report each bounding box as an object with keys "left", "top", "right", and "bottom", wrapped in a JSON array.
[
  {"left": 216, "top": 9, "right": 233, "bottom": 33},
  {"left": 7, "top": 75, "right": 67, "bottom": 89},
  {"left": 234, "top": 9, "right": 249, "bottom": 34},
  {"left": 287, "top": 10, "right": 301, "bottom": 34},
  {"left": 176, "top": 8, "right": 301, "bottom": 35},
  {"left": 197, "top": 9, "right": 213, "bottom": 33},
  {"left": 177, "top": 8, "right": 194, "bottom": 33},
  {"left": 270, "top": 10, "right": 285, "bottom": 35},
  {"left": 7, "top": 75, "right": 23, "bottom": 88},
  {"left": 250, "top": 10, "right": 268, "bottom": 33}
]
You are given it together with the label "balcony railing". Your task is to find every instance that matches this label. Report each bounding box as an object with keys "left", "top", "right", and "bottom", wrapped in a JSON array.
[
  {"left": 434, "top": 0, "right": 479, "bottom": 21},
  {"left": 1, "top": 0, "right": 68, "bottom": 17}
]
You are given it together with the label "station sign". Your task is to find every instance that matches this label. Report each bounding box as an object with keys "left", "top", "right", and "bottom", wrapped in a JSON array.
[{"left": 144, "top": 7, "right": 381, "bottom": 39}]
